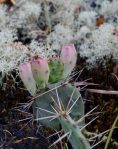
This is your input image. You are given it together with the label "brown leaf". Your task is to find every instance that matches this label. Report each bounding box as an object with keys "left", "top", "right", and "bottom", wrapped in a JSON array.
[
  {"left": 0, "top": 0, "right": 15, "bottom": 5},
  {"left": 96, "top": 15, "right": 104, "bottom": 27},
  {"left": 0, "top": 0, "right": 6, "bottom": 3}
]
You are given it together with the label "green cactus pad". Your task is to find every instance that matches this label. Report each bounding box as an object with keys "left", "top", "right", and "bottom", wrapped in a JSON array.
[
  {"left": 48, "top": 60, "right": 64, "bottom": 83},
  {"left": 59, "top": 115, "right": 91, "bottom": 149},
  {"left": 33, "top": 84, "right": 84, "bottom": 129}
]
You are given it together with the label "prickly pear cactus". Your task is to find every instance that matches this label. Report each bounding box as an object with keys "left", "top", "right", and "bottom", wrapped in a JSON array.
[
  {"left": 33, "top": 83, "right": 84, "bottom": 129},
  {"left": 18, "top": 44, "right": 91, "bottom": 149}
]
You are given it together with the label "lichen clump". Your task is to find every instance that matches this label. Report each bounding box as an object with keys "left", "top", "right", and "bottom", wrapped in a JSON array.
[{"left": 0, "top": 0, "right": 118, "bottom": 77}]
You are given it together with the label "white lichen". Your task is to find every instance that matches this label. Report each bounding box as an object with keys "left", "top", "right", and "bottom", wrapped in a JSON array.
[
  {"left": 0, "top": 0, "right": 118, "bottom": 79},
  {"left": 79, "top": 24, "right": 118, "bottom": 64}
]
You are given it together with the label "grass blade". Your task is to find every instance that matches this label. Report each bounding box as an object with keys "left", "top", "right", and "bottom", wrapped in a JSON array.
[{"left": 104, "top": 115, "right": 118, "bottom": 149}]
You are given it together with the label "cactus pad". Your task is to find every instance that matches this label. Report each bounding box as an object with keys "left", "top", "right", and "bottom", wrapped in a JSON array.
[{"left": 33, "top": 84, "right": 84, "bottom": 129}]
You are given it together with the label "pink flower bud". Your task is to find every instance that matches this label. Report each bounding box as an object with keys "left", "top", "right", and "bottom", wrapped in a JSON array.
[
  {"left": 60, "top": 44, "right": 77, "bottom": 78},
  {"left": 30, "top": 56, "right": 50, "bottom": 89},
  {"left": 19, "top": 62, "right": 36, "bottom": 96}
]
